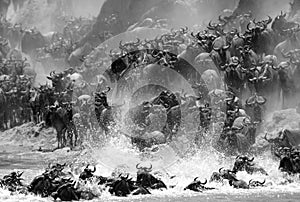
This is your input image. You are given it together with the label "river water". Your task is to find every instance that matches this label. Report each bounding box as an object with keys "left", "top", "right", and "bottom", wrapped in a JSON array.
[
  {"left": 1, "top": 112, "right": 300, "bottom": 202},
  {"left": 1, "top": 134, "right": 300, "bottom": 202}
]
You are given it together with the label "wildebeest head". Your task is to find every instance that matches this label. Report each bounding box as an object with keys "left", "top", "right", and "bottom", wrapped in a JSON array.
[
  {"left": 271, "top": 11, "right": 289, "bottom": 34},
  {"left": 248, "top": 179, "right": 266, "bottom": 187},
  {"left": 279, "top": 156, "right": 295, "bottom": 174},
  {"left": 46, "top": 162, "right": 66, "bottom": 178},
  {"left": 222, "top": 128, "right": 241, "bottom": 154},
  {"left": 136, "top": 163, "right": 152, "bottom": 174},
  {"left": 246, "top": 16, "right": 271, "bottom": 35},
  {"left": 111, "top": 56, "right": 127, "bottom": 77},
  {"left": 184, "top": 177, "right": 208, "bottom": 192},
  {"left": 212, "top": 37, "right": 231, "bottom": 53},
  {"left": 79, "top": 164, "right": 96, "bottom": 180},
  {"left": 232, "top": 155, "right": 255, "bottom": 172},
  {"left": 207, "top": 20, "right": 225, "bottom": 35},
  {"left": 135, "top": 163, "right": 166, "bottom": 189},
  {"left": 109, "top": 174, "right": 134, "bottom": 197},
  {"left": 95, "top": 86, "right": 111, "bottom": 106},
  {"left": 136, "top": 163, "right": 153, "bottom": 187},
  {"left": 2, "top": 171, "right": 24, "bottom": 187}
]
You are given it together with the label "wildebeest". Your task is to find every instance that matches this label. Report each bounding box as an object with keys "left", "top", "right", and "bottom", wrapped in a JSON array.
[
  {"left": 108, "top": 174, "right": 150, "bottom": 197},
  {"left": 0, "top": 171, "right": 26, "bottom": 193},
  {"left": 79, "top": 165, "right": 96, "bottom": 181},
  {"left": 136, "top": 163, "right": 167, "bottom": 190},
  {"left": 248, "top": 179, "right": 266, "bottom": 188},
  {"left": 184, "top": 178, "right": 214, "bottom": 192},
  {"left": 232, "top": 155, "right": 268, "bottom": 175},
  {"left": 0, "top": 87, "right": 7, "bottom": 130},
  {"left": 216, "top": 126, "right": 252, "bottom": 155},
  {"left": 275, "top": 50, "right": 300, "bottom": 108},
  {"left": 209, "top": 167, "right": 237, "bottom": 183},
  {"left": 264, "top": 129, "right": 300, "bottom": 149},
  {"left": 51, "top": 182, "right": 81, "bottom": 201},
  {"left": 151, "top": 91, "right": 181, "bottom": 140},
  {"left": 245, "top": 93, "right": 267, "bottom": 123},
  {"left": 28, "top": 163, "right": 70, "bottom": 197},
  {"left": 229, "top": 178, "right": 249, "bottom": 189},
  {"left": 46, "top": 103, "right": 78, "bottom": 149},
  {"left": 274, "top": 147, "right": 300, "bottom": 174},
  {"left": 94, "top": 86, "right": 124, "bottom": 135},
  {"left": 28, "top": 172, "right": 56, "bottom": 197}
]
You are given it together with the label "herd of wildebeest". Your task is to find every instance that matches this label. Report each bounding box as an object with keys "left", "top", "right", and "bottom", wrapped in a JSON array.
[
  {"left": 0, "top": 152, "right": 299, "bottom": 200},
  {"left": 2, "top": 0, "right": 300, "bottom": 200}
]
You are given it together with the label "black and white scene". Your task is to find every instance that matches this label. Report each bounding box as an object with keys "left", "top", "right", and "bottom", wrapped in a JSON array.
[{"left": 1, "top": 0, "right": 300, "bottom": 201}]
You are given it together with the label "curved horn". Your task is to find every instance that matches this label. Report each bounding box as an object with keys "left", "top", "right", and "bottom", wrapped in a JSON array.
[
  {"left": 259, "top": 179, "right": 266, "bottom": 185},
  {"left": 136, "top": 163, "right": 141, "bottom": 169},
  {"left": 253, "top": 18, "right": 257, "bottom": 25},
  {"left": 247, "top": 22, "right": 253, "bottom": 31},
  {"left": 264, "top": 133, "right": 270, "bottom": 142},
  {"left": 266, "top": 15, "right": 272, "bottom": 25},
  {"left": 134, "top": 38, "right": 141, "bottom": 45},
  {"left": 249, "top": 179, "right": 253, "bottom": 185},
  {"left": 247, "top": 157, "right": 254, "bottom": 162},
  {"left": 119, "top": 40, "right": 125, "bottom": 49},
  {"left": 17, "top": 171, "right": 24, "bottom": 177},
  {"left": 92, "top": 166, "right": 96, "bottom": 173},
  {"left": 223, "top": 44, "right": 231, "bottom": 50},
  {"left": 194, "top": 177, "right": 199, "bottom": 181},
  {"left": 236, "top": 155, "right": 241, "bottom": 160},
  {"left": 219, "top": 167, "right": 224, "bottom": 173},
  {"left": 86, "top": 164, "right": 90, "bottom": 169},
  {"left": 104, "top": 86, "right": 111, "bottom": 93},
  {"left": 208, "top": 21, "right": 216, "bottom": 30},
  {"left": 200, "top": 178, "right": 207, "bottom": 185},
  {"left": 147, "top": 163, "right": 153, "bottom": 170},
  {"left": 109, "top": 49, "right": 114, "bottom": 57}
]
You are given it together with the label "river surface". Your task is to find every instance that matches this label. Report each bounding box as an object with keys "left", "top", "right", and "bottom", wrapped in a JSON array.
[
  {"left": 1, "top": 142, "right": 300, "bottom": 202},
  {"left": 1, "top": 118, "right": 300, "bottom": 202}
]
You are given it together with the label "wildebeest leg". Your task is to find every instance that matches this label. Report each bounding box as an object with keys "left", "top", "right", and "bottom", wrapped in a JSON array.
[
  {"left": 0, "top": 114, "right": 4, "bottom": 131},
  {"left": 57, "top": 129, "right": 62, "bottom": 149},
  {"left": 62, "top": 128, "right": 67, "bottom": 148},
  {"left": 73, "top": 126, "right": 78, "bottom": 147},
  {"left": 67, "top": 124, "right": 78, "bottom": 148},
  {"left": 281, "top": 91, "right": 285, "bottom": 110},
  {"left": 66, "top": 129, "right": 72, "bottom": 148},
  {"left": 3, "top": 111, "right": 8, "bottom": 130}
]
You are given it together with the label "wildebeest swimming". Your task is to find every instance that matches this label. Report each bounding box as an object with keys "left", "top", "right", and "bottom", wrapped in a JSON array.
[
  {"left": 2, "top": 0, "right": 300, "bottom": 199},
  {"left": 2, "top": 152, "right": 294, "bottom": 200}
]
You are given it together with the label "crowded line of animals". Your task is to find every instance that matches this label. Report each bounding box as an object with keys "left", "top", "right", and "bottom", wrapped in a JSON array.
[
  {"left": 0, "top": 151, "right": 299, "bottom": 201},
  {"left": 2, "top": 0, "right": 300, "bottom": 200}
]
